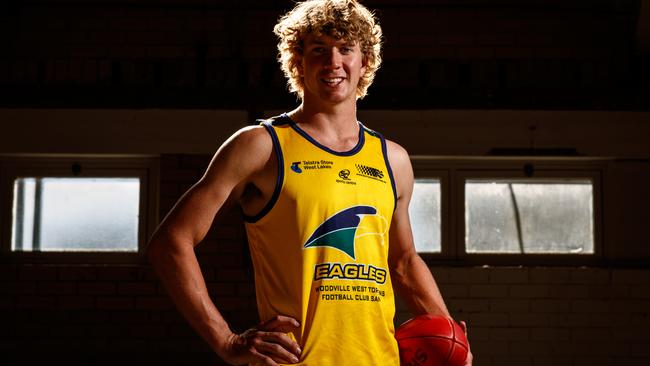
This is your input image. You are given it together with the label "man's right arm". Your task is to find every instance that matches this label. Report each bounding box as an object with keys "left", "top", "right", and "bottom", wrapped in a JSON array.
[{"left": 147, "top": 126, "right": 301, "bottom": 365}]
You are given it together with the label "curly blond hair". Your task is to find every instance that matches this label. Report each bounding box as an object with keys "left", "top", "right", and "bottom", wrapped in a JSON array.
[{"left": 273, "top": 0, "right": 383, "bottom": 100}]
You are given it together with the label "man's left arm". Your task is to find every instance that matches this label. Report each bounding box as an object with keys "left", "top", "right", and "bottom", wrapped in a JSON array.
[
  {"left": 386, "top": 140, "right": 473, "bottom": 365},
  {"left": 386, "top": 140, "right": 449, "bottom": 317}
]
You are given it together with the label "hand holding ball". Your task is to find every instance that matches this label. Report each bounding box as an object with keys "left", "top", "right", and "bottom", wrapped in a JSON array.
[{"left": 396, "top": 314, "right": 469, "bottom": 366}]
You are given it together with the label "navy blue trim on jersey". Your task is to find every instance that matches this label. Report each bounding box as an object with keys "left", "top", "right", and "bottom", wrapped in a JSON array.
[
  {"left": 269, "top": 116, "right": 291, "bottom": 126},
  {"left": 279, "top": 113, "right": 365, "bottom": 156},
  {"left": 360, "top": 123, "right": 379, "bottom": 137},
  {"left": 243, "top": 121, "right": 284, "bottom": 223},
  {"left": 378, "top": 132, "right": 398, "bottom": 212}
]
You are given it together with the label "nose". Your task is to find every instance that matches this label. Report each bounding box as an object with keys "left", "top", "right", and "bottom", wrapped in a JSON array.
[{"left": 324, "top": 48, "right": 342, "bottom": 69}]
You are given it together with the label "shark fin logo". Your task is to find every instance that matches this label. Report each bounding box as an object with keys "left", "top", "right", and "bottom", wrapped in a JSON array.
[{"left": 304, "top": 205, "right": 387, "bottom": 260}]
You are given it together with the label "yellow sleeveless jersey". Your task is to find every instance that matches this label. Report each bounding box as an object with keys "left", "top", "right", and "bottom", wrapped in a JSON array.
[{"left": 243, "top": 113, "right": 400, "bottom": 366}]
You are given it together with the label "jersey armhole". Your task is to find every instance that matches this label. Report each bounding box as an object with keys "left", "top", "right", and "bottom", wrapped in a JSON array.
[
  {"left": 377, "top": 132, "right": 398, "bottom": 213},
  {"left": 243, "top": 122, "right": 284, "bottom": 223}
]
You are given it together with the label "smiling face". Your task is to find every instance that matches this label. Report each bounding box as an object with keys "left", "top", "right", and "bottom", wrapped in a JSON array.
[{"left": 298, "top": 33, "right": 367, "bottom": 106}]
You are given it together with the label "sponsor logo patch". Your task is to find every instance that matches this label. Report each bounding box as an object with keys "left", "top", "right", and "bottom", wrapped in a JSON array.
[
  {"left": 291, "top": 162, "right": 302, "bottom": 173},
  {"left": 355, "top": 164, "right": 386, "bottom": 183}
]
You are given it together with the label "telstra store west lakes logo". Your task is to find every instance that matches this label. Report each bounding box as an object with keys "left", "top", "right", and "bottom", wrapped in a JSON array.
[
  {"left": 291, "top": 162, "right": 302, "bottom": 173},
  {"left": 303, "top": 205, "right": 388, "bottom": 260}
]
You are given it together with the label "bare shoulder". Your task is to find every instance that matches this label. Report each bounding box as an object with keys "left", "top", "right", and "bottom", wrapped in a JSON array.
[
  {"left": 385, "top": 139, "right": 413, "bottom": 200},
  {"left": 225, "top": 124, "right": 273, "bottom": 154},
  {"left": 202, "top": 124, "right": 274, "bottom": 184},
  {"left": 385, "top": 139, "right": 411, "bottom": 171}
]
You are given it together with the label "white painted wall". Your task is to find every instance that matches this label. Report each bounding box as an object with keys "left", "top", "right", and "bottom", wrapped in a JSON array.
[{"left": 1, "top": 109, "right": 649, "bottom": 157}]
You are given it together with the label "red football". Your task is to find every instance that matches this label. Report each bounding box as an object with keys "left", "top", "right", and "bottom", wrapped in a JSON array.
[{"left": 395, "top": 314, "right": 469, "bottom": 366}]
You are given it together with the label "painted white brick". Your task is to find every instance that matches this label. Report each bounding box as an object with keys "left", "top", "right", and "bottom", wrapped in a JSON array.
[
  {"left": 572, "top": 328, "right": 611, "bottom": 341},
  {"left": 571, "top": 299, "right": 611, "bottom": 313},
  {"left": 531, "top": 327, "right": 571, "bottom": 341},
  {"left": 577, "top": 341, "right": 631, "bottom": 356},
  {"left": 612, "top": 270, "right": 650, "bottom": 284},
  {"left": 447, "top": 267, "right": 490, "bottom": 284},
  {"left": 547, "top": 314, "right": 571, "bottom": 327},
  {"left": 612, "top": 327, "right": 650, "bottom": 341},
  {"left": 629, "top": 285, "right": 650, "bottom": 298},
  {"left": 509, "top": 341, "right": 553, "bottom": 355},
  {"left": 567, "top": 314, "right": 622, "bottom": 328},
  {"left": 571, "top": 268, "right": 610, "bottom": 284},
  {"left": 531, "top": 299, "right": 571, "bottom": 313},
  {"left": 466, "top": 326, "right": 490, "bottom": 341},
  {"left": 439, "top": 284, "right": 470, "bottom": 298},
  {"left": 509, "top": 313, "right": 549, "bottom": 327},
  {"left": 611, "top": 299, "right": 650, "bottom": 313},
  {"left": 587, "top": 285, "right": 629, "bottom": 299},
  {"left": 529, "top": 267, "right": 571, "bottom": 284},
  {"left": 491, "top": 356, "right": 532, "bottom": 366},
  {"left": 470, "top": 340, "right": 509, "bottom": 355},
  {"left": 467, "top": 313, "right": 510, "bottom": 327},
  {"left": 532, "top": 356, "right": 572, "bottom": 366},
  {"left": 449, "top": 298, "right": 490, "bottom": 313},
  {"left": 572, "top": 357, "right": 616, "bottom": 366},
  {"left": 490, "top": 299, "right": 530, "bottom": 313},
  {"left": 547, "top": 285, "right": 589, "bottom": 299},
  {"left": 469, "top": 284, "right": 509, "bottom": 298},
  {"left": 629, "top": 343, "right": 650, "bottom": 356},
  {"left": 428, "top": 267, "right": 450, "bottom": 282},
  {"left": 510, "top": 285, "right": 550, "bottom": 298},
  {"left": 489, "top": 327, "right": 529, "bottom": 341},
  {"left": 630, "top": 313, "right": 650, "bottom": 327},
  {"left": 489, "top": 267, "right": 529, "bottom": 284}
]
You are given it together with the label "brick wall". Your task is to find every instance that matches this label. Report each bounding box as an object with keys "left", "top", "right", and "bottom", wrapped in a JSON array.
[
  {"left": 1, "top": 0, "right": 649, "bottom": 364},
  {"left": 0, "top": 155, "right": 250, "bottom": 365},
  {"left": 1, "top": 0, "right": 645, "bottom": 109},
  {"left": 2, "top": 154, "right": 649, "bottom": 365},
  {"left": 398, "top": 267, "right": 650, "bottom": 366}
]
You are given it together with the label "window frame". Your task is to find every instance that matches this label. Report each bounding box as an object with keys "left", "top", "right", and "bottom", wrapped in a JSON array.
[
  {"left": 0, "top": 155, "right": 159, "bottom": 264},
  {"left": 411, "top": 157, "right": 605, "bottom": 266}
]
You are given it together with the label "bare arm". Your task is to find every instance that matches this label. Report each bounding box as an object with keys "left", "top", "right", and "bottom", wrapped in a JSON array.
[
  {"left": 386, "top": 140, "right": 450, "bottom": 317},
  {"left": 386, "top": 140, "right": 473, "bottom": 365},
  {"left": 147, "top": 126, "right": 301, "bottom": 365}
]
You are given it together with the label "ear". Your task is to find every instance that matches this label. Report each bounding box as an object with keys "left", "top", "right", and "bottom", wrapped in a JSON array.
[
  {"left": 295, "top": 56, "right": 305, "bottom": 77},
  {"left": 360, "top": 55, "right": 368, "bottom": 76}
]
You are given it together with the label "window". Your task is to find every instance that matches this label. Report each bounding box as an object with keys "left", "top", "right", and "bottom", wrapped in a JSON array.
[
  {"left": 12, "top": 177, "right": 141, "bottom": 252},
  {"left": 409, "top": 178, "right": 442, "bottom": 253},
  {"left": 464, "top": 179, "right": 594, "bottom": 254},
  {"left": 409, "top": 158, "right": 603, "bottom": 264},
  {"left": 1, "top": 155, "right": 159, "bottom": 261}
]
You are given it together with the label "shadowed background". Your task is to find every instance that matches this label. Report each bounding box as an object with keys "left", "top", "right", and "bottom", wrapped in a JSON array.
[{"left": 1, "top": 1, "right": 649, "bottom": 365}]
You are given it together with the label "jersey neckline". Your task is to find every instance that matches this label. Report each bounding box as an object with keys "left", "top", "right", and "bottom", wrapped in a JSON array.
[{"left": 279, "top": 113, "right": 366, "bottom": 157}]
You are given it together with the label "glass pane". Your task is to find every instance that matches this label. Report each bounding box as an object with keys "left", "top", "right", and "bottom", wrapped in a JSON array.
[
  {"left": 408, "top": 178, "right": 441, "bottom": 253},
  {"left": 12, "top": 177, "right": 140, "bottom": 252},
  {"left": 465, "top": 180, "right": 594, "bottom": 254}
]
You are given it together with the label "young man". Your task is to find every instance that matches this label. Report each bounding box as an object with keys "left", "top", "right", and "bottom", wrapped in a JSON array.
[{"left": 147, "top": 1, "right": 473, "bottom": 365}]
